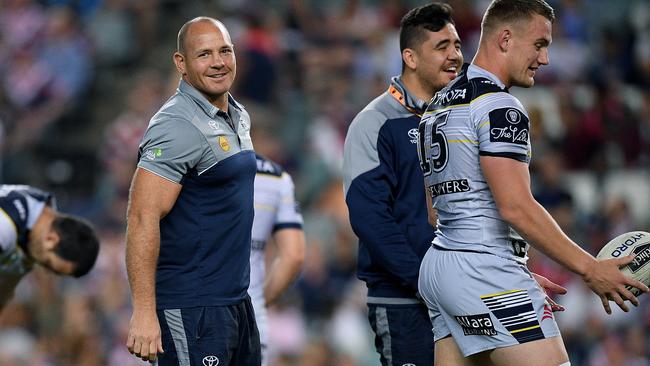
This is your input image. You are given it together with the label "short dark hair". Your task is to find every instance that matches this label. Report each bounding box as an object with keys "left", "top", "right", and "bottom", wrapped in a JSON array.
[
  {"left": 481, "top": 0, "right": 555, "bottom": 34},
  {"left": 52, "top": 215, "right": 100, "bottom": 277},
  {"left": 399, "top": 2, "right": 455, "bottom": 53}
]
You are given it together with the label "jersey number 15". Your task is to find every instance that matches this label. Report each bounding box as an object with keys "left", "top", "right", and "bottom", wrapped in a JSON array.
[{"left": 418, "top": 110, "right": 450, "bottom": 176}]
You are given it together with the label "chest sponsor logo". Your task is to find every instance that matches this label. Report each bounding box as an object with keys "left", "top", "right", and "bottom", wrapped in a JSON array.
[
  {"left": 218, "top": 136, "right": 230, "bottom": 152},
  {"left": 489, "top": 107, "right": 529, "bottom": 145},
  {"left": 202, "top": 355, "right": 219, "bottom": 366},
  {"left": 432, "top": 88, "right": 467, "bottom": 106},
  {"left": 208, "top": 120, "right": 222, "bottom": 133},
  {"left": 428, "top": 179, "right": 470, "bottom": 197},
  {"left": 455, "top": 313, "right": 497, "bottom": 336},
  {"left": 408, "top": 128, "right": 419, "bottom": 144}
]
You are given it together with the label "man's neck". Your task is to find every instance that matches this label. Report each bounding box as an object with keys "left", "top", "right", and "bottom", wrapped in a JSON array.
[
  {"left": 472, "top": 48, "right": 508, "bottom": 87},
  {"left": 208, "top": 94, "right": 229, "bottom": 113},
  {"left": 400, "top": 72, "right": 435, "bottom": 103}
]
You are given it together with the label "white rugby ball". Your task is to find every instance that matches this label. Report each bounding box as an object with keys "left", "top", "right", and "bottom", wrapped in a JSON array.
[{"left": 596, "top": 231, "right": 650, "bottom": 297}]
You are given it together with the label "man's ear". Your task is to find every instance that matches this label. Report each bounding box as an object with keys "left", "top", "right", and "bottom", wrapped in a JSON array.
[
  {"left": 42, "top": 229, "right": 60, "bottom": 251},
  {"left": 173, "top": 52, "right": 186, "bottom": 75},
  {"left": 402, "top": 48, "right": 418, "bottom": 71},
  {"left": 497, "top": 28, "right": 511, "bottom": 52}
]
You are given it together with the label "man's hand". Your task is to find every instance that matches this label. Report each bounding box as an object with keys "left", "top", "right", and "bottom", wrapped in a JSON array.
[
  {"left": 126, "top": 309, "right": 164, "bottom": 363},
  {"left": 532, "top": 272, "right": 567, "bottom": 312},
  {"left": 582, "top": 255, "right": 649, "bottom": 314}
]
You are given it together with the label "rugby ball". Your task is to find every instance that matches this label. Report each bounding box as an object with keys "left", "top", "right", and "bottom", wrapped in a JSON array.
[{"left": 596, "top": 231, "right": 650, "bottom": 297}]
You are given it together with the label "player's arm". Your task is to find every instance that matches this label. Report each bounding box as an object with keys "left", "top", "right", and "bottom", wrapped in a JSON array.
[
  {"left": 343, "top": 110, "right": 423, "bottom": 293},
  {"left": 481, "top": 156, "right": 649, "bottom": 313},
  {"left": 125, "top": 168, "right": 180, "bottom": 361},
  {"left": 425, "top": 185, "right": 437, "bottom": 228},
  {"left": 264, "top": 228, "right": 305, "bottom": 305}
]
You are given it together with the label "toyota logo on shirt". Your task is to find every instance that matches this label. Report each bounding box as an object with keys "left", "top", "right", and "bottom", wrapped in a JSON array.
[
  {"left": 408, "top": 128, "right": 419, "bottom": 143},
  {"left": 202, "top": 355, "right": 219, "bottom": 366}
]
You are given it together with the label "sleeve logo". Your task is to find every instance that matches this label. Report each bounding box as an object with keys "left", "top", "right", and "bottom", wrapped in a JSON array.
[
  {"left": 489, "top": 107, "right": 529, "bottom": 145},
  {"left": 506, "top": 109, "right": 521, "bottom": 124}
]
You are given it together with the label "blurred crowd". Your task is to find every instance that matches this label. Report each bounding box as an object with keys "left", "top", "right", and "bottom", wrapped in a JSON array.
[{"left": 0, "top": 0, "right": 649, "bottom": 365}]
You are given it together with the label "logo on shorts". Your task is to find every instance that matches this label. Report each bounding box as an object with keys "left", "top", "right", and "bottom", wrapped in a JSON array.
[
  {"left": 408, "top": 128, "right": 419, "bottom": 143},
  {"left": 454, "top": 313, "right": 498, "bottom": 336},
  {"left": 218, "top": 136, "right": 230, "bottom": 151},
  {"left": 202, "top": 355, "right": 219, "bottom": 366}
]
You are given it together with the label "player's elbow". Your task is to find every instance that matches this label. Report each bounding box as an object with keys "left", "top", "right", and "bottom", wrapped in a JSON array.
[{"left": 497, "top": 199, "right": 532, "bottom": 227}]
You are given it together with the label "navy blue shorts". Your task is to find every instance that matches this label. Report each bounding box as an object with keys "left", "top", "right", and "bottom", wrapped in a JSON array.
[
  {"left": 368, "top": 303, "right": 435, "bottom": 366},
  {"left": 157, "top": 296, "right": 261, "bottom": 366}
]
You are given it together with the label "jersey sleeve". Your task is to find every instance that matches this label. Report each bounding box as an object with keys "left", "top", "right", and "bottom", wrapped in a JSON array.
[
  {"left": 475, "top": 93, "right": 531, "bottom": 163},
  {"left": 137, "top": 118, "right": 208, "bottom": 183},
  {"left": 272, "top": 172, "right": 303, "bottom": 232}
]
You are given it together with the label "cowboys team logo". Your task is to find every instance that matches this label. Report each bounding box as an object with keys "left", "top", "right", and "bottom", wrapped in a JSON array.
[
  {"left": 408, "top": 128, "right": 419, "bottom": 144},
  {"left": 218, "top": 136, "right": 230, "bottom": 152},
  {"left": 202, "top": 355, "right": 219, "bottom": 366},
  {"left": 506, "top": 109, "right": 521, "bottom": 124}
]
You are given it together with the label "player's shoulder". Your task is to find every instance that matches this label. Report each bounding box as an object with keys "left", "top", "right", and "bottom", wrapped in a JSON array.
[
  {"left": 144, "top": 106, "right": 204, "bottom": 145},
  {"left": 350, "top": 91, "right": 402, "bottom": 129},
  {"left": 0, "top": 185, "right": 51, "bottom": 204},
  {"left": 255, "top": 154, "right": 284, "bottom": 177}
]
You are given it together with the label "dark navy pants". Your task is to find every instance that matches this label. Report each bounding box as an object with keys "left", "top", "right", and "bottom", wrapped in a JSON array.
[
  {"left": 368, "top": 302, "right": 435, "bottom": 366},
  {"left": 157, "top": 296, "right": 261, "bottom": 366}
]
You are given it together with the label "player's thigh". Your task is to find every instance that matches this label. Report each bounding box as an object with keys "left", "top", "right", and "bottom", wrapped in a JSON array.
[
  {"left": 435, "top": 336, "right": 471, "bottom": 366},
  {"left": 367, "top": 303, "right": 435, "bottom": 366},
  {"left": 476, "top": 335, "right": 569, "bottom": 366}
]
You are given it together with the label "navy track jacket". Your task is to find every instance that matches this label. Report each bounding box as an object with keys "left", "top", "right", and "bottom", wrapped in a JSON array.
[{"left": 343, "top": 77, "right": 436, "bottom": 301}]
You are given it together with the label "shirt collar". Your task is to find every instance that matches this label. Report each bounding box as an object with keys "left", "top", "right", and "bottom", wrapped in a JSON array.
[
  {"left": 177, "top": 79, "right": 243, "bottom": 119},
  {"left": 389, "top": 76, "right": 428, "bottom": 115},
  {"left": 468, "top": 64, "right": 507, "bottom": 90}
]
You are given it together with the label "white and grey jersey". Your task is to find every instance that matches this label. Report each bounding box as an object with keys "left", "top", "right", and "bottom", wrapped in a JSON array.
[
  {"left": 0, "top": 185, "right": 53, "bottom": 276},
  {"left": 418, "top": 64, "right": 531, "bottom": 263},
  {"left": 248, "top": 154, "right": 303, "bottom": 346}
]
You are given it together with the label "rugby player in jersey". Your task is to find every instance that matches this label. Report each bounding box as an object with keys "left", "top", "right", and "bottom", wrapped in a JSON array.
[
  {"left": 0, "top": 185, "right": 99, "bottom": 311},
  {"left": 249, "top": 154, "right": 305, "bottom": 366},
  {"left": 416, "top": 1, "right": 649, "bottom": 365},
  {"left": 344, "top": 3, "right": 564, "bottom": 365}
]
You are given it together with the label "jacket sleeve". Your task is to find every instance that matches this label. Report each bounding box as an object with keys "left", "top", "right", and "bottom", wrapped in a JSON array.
[{"left": 343, "top": 110, "right": 422, "bottom": 293}]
